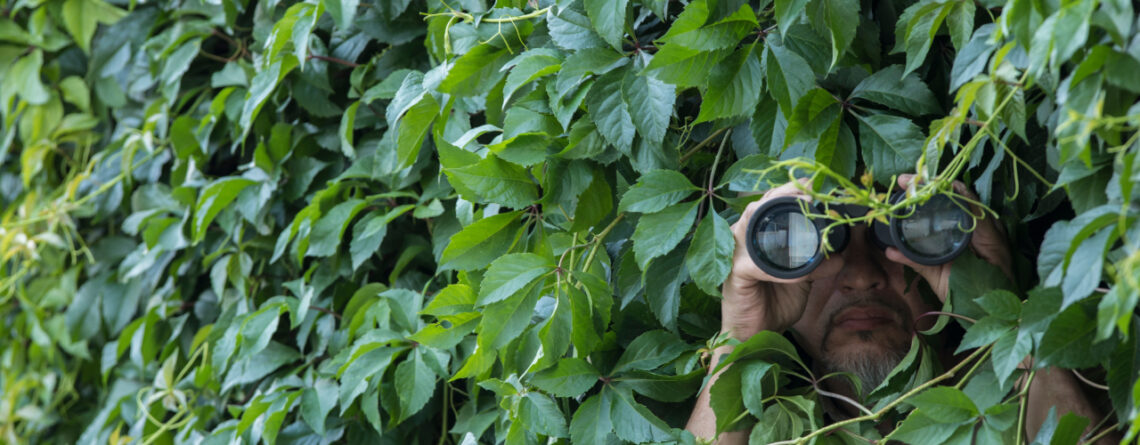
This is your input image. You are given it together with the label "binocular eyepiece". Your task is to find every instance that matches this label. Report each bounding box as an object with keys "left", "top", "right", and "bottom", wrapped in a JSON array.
[{"left": 744, "top": 193, "right": 974, "bottom": 279}]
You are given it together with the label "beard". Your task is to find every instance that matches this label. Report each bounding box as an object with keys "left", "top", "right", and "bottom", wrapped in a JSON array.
[
  {"left": 819, "top": 294, "right": 914, "bottom": 394},
  {"left": 821, "top": 342, "right": 907, "bottom": 394}
]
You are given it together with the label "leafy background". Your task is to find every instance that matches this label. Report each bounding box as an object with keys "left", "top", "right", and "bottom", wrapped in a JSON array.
[{"left": 1, "top": 0, "right": 1138, "bottom": 443}]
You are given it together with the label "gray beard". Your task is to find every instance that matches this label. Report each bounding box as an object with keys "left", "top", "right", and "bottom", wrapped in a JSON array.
[{"left": 822, "top": 345, "right": 906, "bottom": 396}]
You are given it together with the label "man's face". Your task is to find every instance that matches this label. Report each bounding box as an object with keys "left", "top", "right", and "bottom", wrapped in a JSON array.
[{"left": 790, "top": 224, "right": 936, "bottom": 390}]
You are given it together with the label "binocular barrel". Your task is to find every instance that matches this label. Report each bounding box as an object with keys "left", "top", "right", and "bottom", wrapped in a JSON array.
[{"left": 745, "top": 194, "right": 974, "bottom": 278}]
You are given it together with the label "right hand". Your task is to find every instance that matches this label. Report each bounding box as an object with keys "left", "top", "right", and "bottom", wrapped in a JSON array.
[{"left": 721, "top": 178, "right": 841, "bottom": 340}]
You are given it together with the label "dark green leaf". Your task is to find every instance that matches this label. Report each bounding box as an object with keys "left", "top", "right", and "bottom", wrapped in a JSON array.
[
  {"left": 529, "top": 357, "right": 599, "bottom": 397},
  {"left": 685, "top": 211, "right": 734, "bottom": 295},
  {"left": 849, "top": 65, "right": 940, "bottom": 115}
]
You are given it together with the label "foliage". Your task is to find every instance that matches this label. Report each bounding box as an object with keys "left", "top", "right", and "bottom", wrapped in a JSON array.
[{"left": 1, "top": 0, "right": 1138, "bottom": 444}]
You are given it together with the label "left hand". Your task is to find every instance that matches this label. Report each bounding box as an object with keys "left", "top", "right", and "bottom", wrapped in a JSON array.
[{"left": 882, "top": 174, "right": 1014, "bottom": 302}]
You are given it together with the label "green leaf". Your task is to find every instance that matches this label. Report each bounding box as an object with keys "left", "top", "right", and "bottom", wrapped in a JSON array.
[
  {"left": 957, "top": 316, "right": 1012, "bottom": 352},
  {"left": 644, "top": 245, "right": 687, "bottom": 331},
  {"left": 644, "top": 45, "right": 732, "bottom": 88},
  {"left": 520, "top": 393, "right": 569, "bottom": 438},
  {"left": 660, "top": 2, "right": 758, "bottom": 51},
  {"left": 611, "top": 330, "right": 688, "bottom": 375},
  {"left": 696, "top": 42, "right": 763, "bottom": 123},
  {"left": 339, "top": 347, "right": 399, "bottom": 411},
  {"left": 339, "top": 101, "right": 360, "bottom": 158},
  {"left": 608, "top": 386, "right": 675, "bottom": 442},
  {"left": 394, "top": 94, "right": 439, "bottom": 168},
  {"left": 502, "top": 49, "right": 562, "bottom": 104},
  {"left": 569, "top": 394, "right": 614, "bottom": 444},
  {"left": 855, "top": 113, "right": 924, "bottom": 183},
  {"left": 307, "top": 199, "right": 368, "bottom": 258},
  {"left": 618, "top": 170, "right": 700, "bottom": 213},
  {"left": 584, "top": 0, "right": 628, "bottom": 50},
  {"left": 394, "top": 349, "right": 436, "bottom": 423},
  {"left": 899, "top": 2, "right": 953, "bottom": 78},
  {"left": 439, "top": 44, "right": 511, "bottom": 97},
  {"left": 910, "top": 387, "right": 979, "bottom": 423},
  {"left": 806, "top": 0, "right": 860, "bottom": 70},
  {"left": 529, "top": 357, "right": 599, "bottom": 397},
  {"left": 783, "top": 88, "right": 840, "bottom": 148},
  {"left": 774, "top": 0, "right": 810, "bottom": 36},
  {"left": 446, "top": 154, "right": 539, "bottom": 209},
  {"left": 300, "top": 378, "right": 338, "bottom": 435},
  {"left": 709, "top": 363, "right": 746, "bottom": 433},
  {"left": 620, "top": 369, "right": 704, "bottom": 402},
  {"left": 623, "top": 71, "right": 675, "bottom": 147},
  {"left": 571, "top": 173, "right": 614, "bottom": 232},
  {"left": 440, "top": 210, "right": 523, "bottom": 270},
  {"left": 886, "top": 411, "right": 968, "bottom": 444},
  {"left": 990, "top": 329, "right": 1031, "bottom": 387},
  {"left": 548, "top": 7, "right": 608, "bottom": 50},
  {"left": 350, "top": 205, "right": 414, "bottom": 271},
  {"left": 740, "top": 361, "right": 778, "bottom": 416},
  {"left": 193, "top": 178, "right": 257, "bottom": 243},
  {"left": 240, "top": 58, "right": 297, "bottom": 141},
  {"left": 409, "top": 312, "right": 479, "bottom": 349},
  {"left": 685, "top": 211, "right": 734, "bottom": 295},
  {"left": 1037, "top": 303, "right": 1115, "bottom": 369},
  {"left": 945, "top": 0, "right": 974, "bottom": 51},
  {"left": 554, "top": 47, "right": 627, "bottom": 95},
  {"left": 632, "top": 200, "right": 700, "bottom": 269},
  {"left": 849, "top": 65, "right": 940, "bottom": 115},
  {"left": 477, "top": 253, "right": 555, "bottom": 306},
  {"left": 587, "top": 69, "right": 635, "bottom": 154},
  {"left": 1062, "top": 228, "right": 1113, "bottom": 308},
  {"left": 766, "top": 40, "right": 815, "bottom": 118},
  {"left": 322, "top": 0, "right": 359, "bottom": 30},
  {"left": 976, "top": 289, "right": 1022, "bottom": 322}
]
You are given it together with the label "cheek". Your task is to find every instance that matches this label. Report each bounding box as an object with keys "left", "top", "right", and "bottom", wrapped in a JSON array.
[{"left": 792, "top": 281, "right": 833, "bottom": 357}]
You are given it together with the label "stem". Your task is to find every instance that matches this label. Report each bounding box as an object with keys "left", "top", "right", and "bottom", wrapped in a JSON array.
[
  {"left": 1015, "top": 369, "right": 1036, "bottom": 445},
  {"left": 308, "top": 53, "right": 359, "bottom": 67},
  {"left": 770, "top": 344, "right": 992, "bottom": 445},
  {"left": 581, "top": 213, "right": 625, "bottom": 270},
  {"left": 680, "top": 127, "right": 729, "bottom": 163},
  {"left": 1082, "top": 423, "right": 1120, "bottom": 444}
]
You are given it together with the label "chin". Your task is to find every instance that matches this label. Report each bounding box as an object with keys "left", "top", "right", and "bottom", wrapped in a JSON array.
[{"left": 822, "top": 331, "right": 911, "bottom": 392}]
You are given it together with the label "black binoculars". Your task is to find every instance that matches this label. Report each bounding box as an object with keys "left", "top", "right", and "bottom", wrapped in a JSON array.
[{"left": 744, "top": 193, "right": 974, "bottom": 279}]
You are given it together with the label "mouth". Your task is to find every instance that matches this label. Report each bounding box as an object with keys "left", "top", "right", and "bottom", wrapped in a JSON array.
[{"left": 832, "top": 305, "right": 900, "bottom": 331}]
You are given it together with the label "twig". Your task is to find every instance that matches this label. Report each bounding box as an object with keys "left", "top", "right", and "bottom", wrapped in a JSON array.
[
  {"left": 308, "top": 53, "right": 360, "bottom": 67},
  {"left": 680, "top": 127, "right": 729, "bottom": 163},
  {"left": 1081, "top": 422, "right": 1120, "bottom": 444},
  {"left": 1071, "top": 369, "right": 1109, "bottom": 391},
  {"left": 309, "top": 306, "right": 342, "bottom": 320}
]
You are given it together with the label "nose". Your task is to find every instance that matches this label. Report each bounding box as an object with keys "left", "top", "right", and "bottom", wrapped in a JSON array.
[{"left": 835, "top": 226, "right": 887, "bottom": 293}]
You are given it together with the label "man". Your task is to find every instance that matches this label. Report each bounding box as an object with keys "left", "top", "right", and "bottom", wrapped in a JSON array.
[{"left": 686, "top": 175, "right": 1114, "bottom": 444}]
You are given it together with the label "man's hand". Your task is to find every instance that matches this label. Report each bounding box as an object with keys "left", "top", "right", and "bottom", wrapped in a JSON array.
[
  {"left": 722, "top": 178, "right": 842, "bottom": 339},
  {"left": 882, "top": 174, "right": 1014, "bottom": 302}
]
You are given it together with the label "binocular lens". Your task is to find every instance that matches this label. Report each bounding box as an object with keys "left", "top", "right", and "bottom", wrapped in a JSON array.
[
  {"left": 894, "top": 194, "right": 971, "bottom": 261},
  {"left": 745, "top": 193, "right": 974, "bottom": 278},
  {"left": 755, "top": 210, "right": 819, "bottom": 269}
]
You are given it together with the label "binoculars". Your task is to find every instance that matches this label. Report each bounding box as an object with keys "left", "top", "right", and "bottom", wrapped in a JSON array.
[{"left": 744, "top": 193, "right": 975, "bottom": 279}]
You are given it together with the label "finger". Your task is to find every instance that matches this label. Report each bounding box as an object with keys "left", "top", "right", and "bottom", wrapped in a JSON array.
[
  {"left": 885, "top": 247, "right": 949, "bottom": 297},
  {"left": 733, "top": 177, "right": 814, "bottom": 236}
]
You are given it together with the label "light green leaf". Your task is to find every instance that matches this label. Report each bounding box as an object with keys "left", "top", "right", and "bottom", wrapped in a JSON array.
[
  {"left": 7, "top": 50, "right": 50, "bottom": 105},
  {"left": 193, "top": 178, "right": 257, "bottom": 243},
  {"left": 440, "top": 211, "right": 523, "bottom": 270},
  {"left": 477, "top": 253, "right": 555, "bottom": 306},
  {"left": 339, "top": 101, "right": 359, "bottom": 158},
  {"left": 307, "top": 199, "right": 369, "bottom": 258},
  {"left": 61, "top": 0, "right": 126, "bottom": 53},
  {"left": 608, "top": 386, "right": 675, "bottom": 442},
  {"left": 502, "top": 49, "right": 562, "bottom": 105}
]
